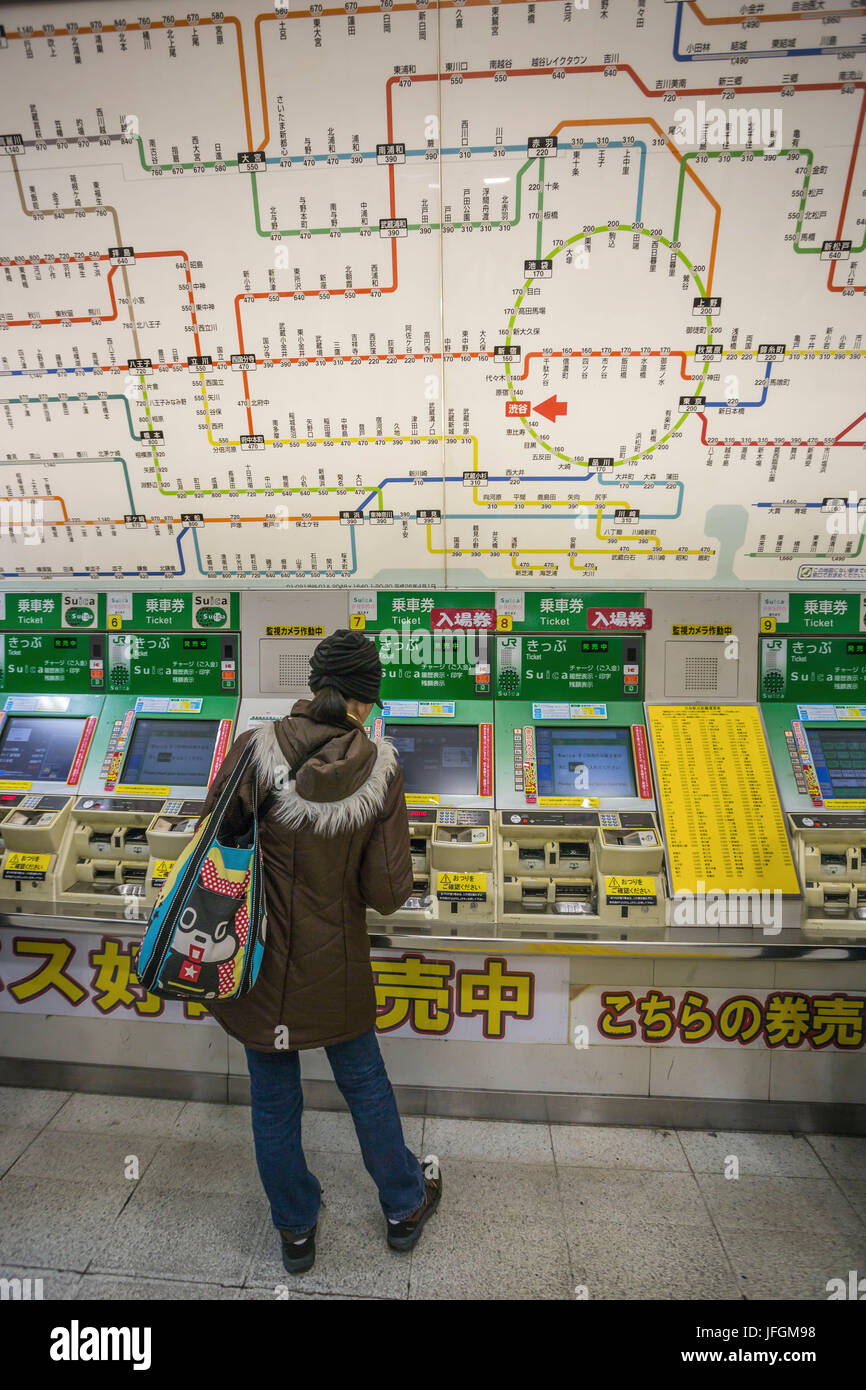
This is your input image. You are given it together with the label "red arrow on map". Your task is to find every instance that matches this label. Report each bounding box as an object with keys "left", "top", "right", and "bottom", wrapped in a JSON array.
[{"left": 533, "top": 394, "right": 568, "bottom": 423}]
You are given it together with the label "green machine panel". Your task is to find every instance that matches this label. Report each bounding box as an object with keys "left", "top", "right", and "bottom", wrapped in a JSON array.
[
  {"left": 760, "top": 636, "right": 866, "bottom": 705},
  {"left": 0, "top": 592, "right": 105, "bottom": 631},
  {"left": 0, "top": 591, "right": 239, "bottom": 632},
  {"left": 760, "top": 636, "right": 866, "bottom": 812},
  {"left": 352, "top": 590, "right": 495, "bottom": 631},
  {"left": 350, "top": 589, "right": 645, "bottom": 634},
  {"left": 374, "top": 629, "right": 492, "bottom": 702},
  {"left": 0, "top": 633, "right": 106, "bottom": 694},
  {"left": 82, "top": 632, "right": 240, "bottom": 798},
  {"left": 509, "top": 593, "right": 645, "bottom": 632},
  {"left": 496, "top": 633, "right": 643, "bottom": 702},
  {"left": 106, "top": 632, "right": 239, "bottom": 696},
  {"left": 760, "top": 592, "right": 865, "bottom": 636}
]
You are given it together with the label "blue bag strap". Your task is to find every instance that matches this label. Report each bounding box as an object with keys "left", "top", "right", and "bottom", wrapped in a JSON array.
[
  {"left": 169, "top": 736, "right": 258, "bottom": 906},
  {"left": 137, "top": 737, "right": 260, "bottom": 988}
]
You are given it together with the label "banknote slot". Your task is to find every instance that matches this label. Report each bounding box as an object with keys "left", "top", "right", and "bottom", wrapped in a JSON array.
[
  {"left": 820, "top": 852, "right": 847, "bottom": 874},
  {"left": 121, "top": 827, "right": 149, "bottom": 851},
  {"left": 557, "top": 841, "right": 591, "bottom": 866},
  {"left": 518, "top": 847, "right": 546, "bottom": 871},
  {"left": 559, "top": 841, "right": 591, "bottom": 860}
]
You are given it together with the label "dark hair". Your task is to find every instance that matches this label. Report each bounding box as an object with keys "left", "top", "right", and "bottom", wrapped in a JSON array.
[{"left": 307, "top": 685, "right": 350, "bottom": 725}]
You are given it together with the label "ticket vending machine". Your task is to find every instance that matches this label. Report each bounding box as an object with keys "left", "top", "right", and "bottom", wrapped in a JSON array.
[
  {"left": 368, "top": 701, "right": 496, "bottom": 935},
  {"left": 0, "top": 693, "right": 105, "bottom": 905},
  {"left": 0, "top": 625, "right": 107, "bottom": 906},
  {"left": 493, "top": 632, "right": 666, "bottom": 939},
  {"left": 354, "top": 617, "right": 495, "bottom": 934},
  {"left": 760, "top": 617, "right": 866, "bottom": 940},
  {"left": 54, "top": 631, "right": 239, "bottom": 919}
]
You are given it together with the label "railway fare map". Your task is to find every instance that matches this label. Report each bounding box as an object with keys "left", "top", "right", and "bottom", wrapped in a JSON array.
[{"left": 0, "top": 0, "right": 865, "bottom": 586}]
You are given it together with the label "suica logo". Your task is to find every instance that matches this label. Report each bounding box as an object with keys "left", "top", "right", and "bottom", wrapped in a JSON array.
[{"left": 49, "top": 1321, "right": 152, "bottom": 1371}]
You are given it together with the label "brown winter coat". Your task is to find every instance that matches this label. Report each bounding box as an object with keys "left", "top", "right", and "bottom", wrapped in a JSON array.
[{"left": 198, "top": 700, "right": 414, "bottom": 1052}]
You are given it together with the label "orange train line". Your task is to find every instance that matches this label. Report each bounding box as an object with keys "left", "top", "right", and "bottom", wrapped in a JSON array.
[
  {"left": 3, "top": 17, "right": 253, "bottom": 150},
  {"left": 550, "top": 116, "right": 721, "bottom": 292},
  {"left": 518, "top": 351, "right": 698, "bottom": 384},
  {"left": 686, "top": 1, "right": 861, "bottom": 24}
]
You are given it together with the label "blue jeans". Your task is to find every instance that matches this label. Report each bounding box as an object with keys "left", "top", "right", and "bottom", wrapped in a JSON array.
[{"left": 245, "top": 1028, "right": 426, "bottom": 1235}]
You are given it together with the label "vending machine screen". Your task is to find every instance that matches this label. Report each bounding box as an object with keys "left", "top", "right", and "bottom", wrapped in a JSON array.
[
  {"left": 534, "top": 726, "right": 636, "bottom": 798},
  {"left": 119, "top": 718, "right": 220, "bottom": 786},
  {"left": 0, "top": 715, "right": 87, "bottom": 783},
  {"left": 386, "top": 724, "right": 479, "bottom": 796}
]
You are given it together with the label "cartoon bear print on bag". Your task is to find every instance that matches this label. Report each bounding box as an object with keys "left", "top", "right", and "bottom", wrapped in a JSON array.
[{"left": 163, "top": 882, "right": 240, "bottom": 998}]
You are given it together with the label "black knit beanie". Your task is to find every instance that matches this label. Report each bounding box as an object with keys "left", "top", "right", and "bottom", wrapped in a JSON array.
[{"left": 309, "top": 629, "right": 384, "bottom": 709}]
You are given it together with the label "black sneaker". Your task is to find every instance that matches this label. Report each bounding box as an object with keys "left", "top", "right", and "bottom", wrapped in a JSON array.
[
  {"left": 386, "top": 1158, "right": 442, "bottom": 1252},
  {"left": 279, "top": 1223, "right": 317, "bottom": 1275}
]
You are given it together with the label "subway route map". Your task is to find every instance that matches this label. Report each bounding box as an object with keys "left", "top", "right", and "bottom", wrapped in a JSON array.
[{"left": 0, "top": 0, "right": 865, "bottom": 587}]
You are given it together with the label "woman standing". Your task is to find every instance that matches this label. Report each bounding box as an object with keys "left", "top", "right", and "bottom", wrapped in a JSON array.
[{"left": 198, "top": 629, "right": 442, "bottom": 1274}]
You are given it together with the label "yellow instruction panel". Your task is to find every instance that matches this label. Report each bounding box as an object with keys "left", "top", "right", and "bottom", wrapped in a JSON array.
[{"left": 647, "top": 706, "right": 799, "bottom": 897}]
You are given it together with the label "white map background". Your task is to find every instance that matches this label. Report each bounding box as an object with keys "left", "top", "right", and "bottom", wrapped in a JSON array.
[{"left": 0, "top": 0, "right": 864, "bottom": 586}]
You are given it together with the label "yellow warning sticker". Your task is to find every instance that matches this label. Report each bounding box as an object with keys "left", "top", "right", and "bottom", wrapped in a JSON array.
[
  {"left": 3, "top": 851, "right": 51, "bottom": 881},
  {"left": 436, "top": 871, "right": 487, "bottom": 900},
  {"left": 405, "top": 793, "right": 440, "bottom": 805},
  {"left": 265, "top": 625, "right": 325, "bottom": 637},
  {"left": 114, "top": 784, "right": 171, "bottom": 797},
  {"left": 538, "top": 796, "right": 600, "bottom": 808},
  {"left": 647, "top": 705, "right": 799, "bottom": 896},
  {"left": 0, "top": 780, "right": 32, "bottom": 791},
  {"left": 604, "top": 875, "right": 657, "bottom": 904},
  {"left": 152, "top": 859, "right": 176, "bottom": 883}
]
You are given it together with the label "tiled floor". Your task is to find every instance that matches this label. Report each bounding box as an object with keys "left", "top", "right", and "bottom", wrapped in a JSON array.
[{"left": 1, "top": 1085, "right": 864, "bottom": 1300}]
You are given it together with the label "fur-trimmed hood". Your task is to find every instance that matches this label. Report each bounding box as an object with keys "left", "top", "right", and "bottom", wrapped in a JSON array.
[{"left": 251, "top": 710, "right": 399, "bottom": 836}]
